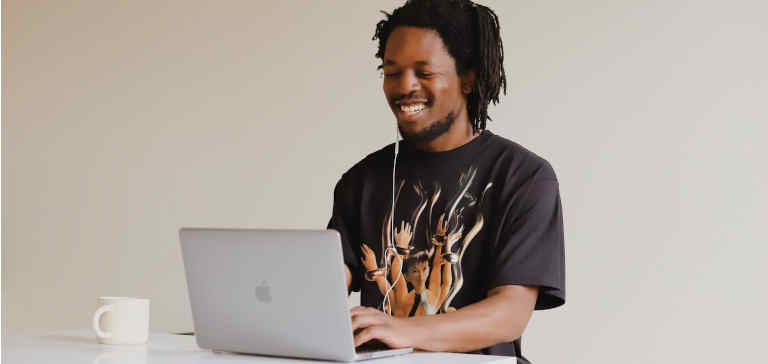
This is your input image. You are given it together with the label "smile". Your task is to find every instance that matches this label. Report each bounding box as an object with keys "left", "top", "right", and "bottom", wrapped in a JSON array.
[
  {"left": 400, "top": 103, "right": 425, "bottom": 113},
  {"left": 395, "top": 102, "right": 428, "bottom": 122}
]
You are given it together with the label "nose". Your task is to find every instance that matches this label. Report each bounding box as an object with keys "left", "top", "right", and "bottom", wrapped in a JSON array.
[{"left": 397, "top": 70, "right": 421, "bottom": 95}]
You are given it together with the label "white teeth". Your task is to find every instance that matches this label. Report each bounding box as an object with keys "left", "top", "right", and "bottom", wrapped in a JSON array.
[{"left": 400, "top": 103, "right": 425, "bottom": 113}]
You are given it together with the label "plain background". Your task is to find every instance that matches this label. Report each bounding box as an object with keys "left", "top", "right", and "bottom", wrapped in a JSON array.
[{"left": 3, "top": 1, "right": 766, "bottom": 363}]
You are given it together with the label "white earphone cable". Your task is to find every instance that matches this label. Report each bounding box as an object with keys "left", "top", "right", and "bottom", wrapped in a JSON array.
[{"left": 381, "top": 122, "right": 404, "bottom": 315}]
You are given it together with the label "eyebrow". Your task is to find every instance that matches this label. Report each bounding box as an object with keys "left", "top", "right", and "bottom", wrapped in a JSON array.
[{"left": 379, "top": 59, "right": 434, "bottom": 68}]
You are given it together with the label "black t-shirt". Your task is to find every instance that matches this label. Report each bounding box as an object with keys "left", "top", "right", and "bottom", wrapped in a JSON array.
[{"left": 327, "top": 130, "right": 565, "bottom": 361}]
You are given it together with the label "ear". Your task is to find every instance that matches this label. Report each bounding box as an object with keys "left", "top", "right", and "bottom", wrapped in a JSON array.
[{"left": 461, "top": 69, "right": 477, "bottom": 95}]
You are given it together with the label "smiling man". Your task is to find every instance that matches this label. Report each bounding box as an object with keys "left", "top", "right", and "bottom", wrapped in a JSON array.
[{"left": 326, "top": 1, "right": 565, "bottom": 362}]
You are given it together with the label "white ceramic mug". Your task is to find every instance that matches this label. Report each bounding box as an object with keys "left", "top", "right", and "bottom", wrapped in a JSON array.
[{"left": 92, "top": 297, "right": 150, "bottom": 345}]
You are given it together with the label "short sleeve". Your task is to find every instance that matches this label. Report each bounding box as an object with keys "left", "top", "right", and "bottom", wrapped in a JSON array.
[
  {"left": 326, "top": 172, "right": 363, "bottom": 293},
  {"left": 488, "top": 162, "right": 565, "bottom": 310}
]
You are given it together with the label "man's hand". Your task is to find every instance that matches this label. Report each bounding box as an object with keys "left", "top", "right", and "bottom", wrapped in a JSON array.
[
  {"left": 350, "top": 306, "right": 417, "bottom": 349},
  {"left": 349, "top": 285, "right": 537, "bottom": 353}
]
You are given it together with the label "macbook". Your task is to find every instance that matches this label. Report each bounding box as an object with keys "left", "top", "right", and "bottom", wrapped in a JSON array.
[{"left": 179, "top": 228, "right": 413, "bottom": 361}]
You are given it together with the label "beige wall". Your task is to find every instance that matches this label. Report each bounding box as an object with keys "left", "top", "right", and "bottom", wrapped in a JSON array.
[{"left": 3, "top": 1, "right": 767, "bottom": 363}]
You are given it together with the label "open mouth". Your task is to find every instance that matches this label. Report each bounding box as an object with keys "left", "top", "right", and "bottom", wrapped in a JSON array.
[{"left": 394, "top": 101, "right": 428, "bottom": 121}]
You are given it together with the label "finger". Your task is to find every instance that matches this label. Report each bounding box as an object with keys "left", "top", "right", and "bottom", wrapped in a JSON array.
[
  {"left": 351, "top": 307, "right": 384, "bottom": 321},
  {"left": 350, "top": 311, "right": 386, "bottom": 331},
  {"left": 350, "top": 305, "right": 380, "bottom": 315},
  {"left": 353, "top": 327, "right": 378, "bottom": 347},
  {"left": 350, "top": 306, "right": 370, "bottom": 315}
]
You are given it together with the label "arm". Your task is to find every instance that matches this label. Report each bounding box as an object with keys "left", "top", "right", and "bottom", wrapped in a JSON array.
[
  {"left": 428, "top": 214, "right": 448, "bottom": 303},
  {"left": 438, "top": 253, "right": 452, "bottom": 306},
  {"left": 436, "top": 220, "right": 463, "bottom": 306},
  {"left": 391, "top": 221, "right": 412, "bottom": 299},
  {"left": 351, "top": 285, "right": 538, "bottom": 352},
  {"left": 390, "top": 251, "right": 408, "bottom": 300},
  {"left": 427, "top": 242, "right": 443, "bottom": 303},
  {"left": 360, "top": 244, "right": 391, "bottom": 295}
]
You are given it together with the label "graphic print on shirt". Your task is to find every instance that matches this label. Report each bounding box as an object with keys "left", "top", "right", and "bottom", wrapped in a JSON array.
[{"left": 359, "top": 165, "right": 493, "bottom": 317}]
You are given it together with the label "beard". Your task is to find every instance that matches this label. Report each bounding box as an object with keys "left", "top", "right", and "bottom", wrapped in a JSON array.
[{"left": 398, "top": 111, "right": 457, "bottom": 145}]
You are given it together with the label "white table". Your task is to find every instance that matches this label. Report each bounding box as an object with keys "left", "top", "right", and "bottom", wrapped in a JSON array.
[{"left": 2, "top": 330, "right": 517, "bottom": 363}]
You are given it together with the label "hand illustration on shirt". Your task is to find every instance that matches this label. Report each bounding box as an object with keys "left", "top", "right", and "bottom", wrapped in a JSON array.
[
  {"left": 433, "top": 213, "right": 463, "bottom": 255},
  {"left": 361, "top": 168, "right": 493, "bottom": 317},
  {"left": 360, "top": 243, "right": 379, "bottom": 272},
  {"left": 361, "top": 242, "right": 412, "bottom": 317},
  {"left": 393, "top": 221, "right": 413, "bottom": 251}
]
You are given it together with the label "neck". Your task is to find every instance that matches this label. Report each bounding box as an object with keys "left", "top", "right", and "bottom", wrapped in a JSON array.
[{"left": 414, "top": 284, "right": 426, "bottom": 294}]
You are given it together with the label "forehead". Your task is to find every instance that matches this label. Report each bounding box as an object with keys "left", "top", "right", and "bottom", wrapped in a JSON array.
[
  {"left": 407, "top": 257, "right": 429, "bottom": 267},
  {"left": 382, "top": 26, "right": 454, "bottom": 68}
]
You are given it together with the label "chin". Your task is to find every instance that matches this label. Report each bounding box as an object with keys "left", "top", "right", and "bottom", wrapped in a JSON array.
[
  {"left": 398, "top": 122, "right": 428, "bottom": 136},
  {"left": 397, "top": 111, "right": 456, "bottom": 145}
]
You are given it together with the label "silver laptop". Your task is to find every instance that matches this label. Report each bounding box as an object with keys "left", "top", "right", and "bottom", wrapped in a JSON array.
[{"left": 179, "top": 228, "right": 413, "bottom": 362}]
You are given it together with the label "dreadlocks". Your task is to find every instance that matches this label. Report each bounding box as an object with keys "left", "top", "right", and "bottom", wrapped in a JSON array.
[{"left": 373, "top": 0, "right": 507, "bottom": 134}]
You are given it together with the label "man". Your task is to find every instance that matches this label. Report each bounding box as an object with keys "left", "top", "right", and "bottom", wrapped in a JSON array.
[{"left": 327, "top": 1, "right": 565, "bottom": 362}]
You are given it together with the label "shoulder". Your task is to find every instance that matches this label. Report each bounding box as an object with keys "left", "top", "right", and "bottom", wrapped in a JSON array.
[
  {"left": 334, "top": 142, "right": 396, "bottom": 186},
  {"left": 352, "top": 143, "right": 397, "bottom": 172},
  {"left": 485, "top": 131, "right": 558, "bottom": 183},
  {"left": 484, "top": 133, "right": 562, "bottom": 220}
]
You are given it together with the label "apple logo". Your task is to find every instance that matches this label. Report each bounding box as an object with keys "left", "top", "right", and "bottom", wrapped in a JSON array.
[{"left": 254, "top": 281, "right": 272, "bottom": 303}]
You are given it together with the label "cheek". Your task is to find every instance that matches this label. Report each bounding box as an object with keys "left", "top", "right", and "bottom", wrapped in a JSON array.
[
  {"left": 382, "top": 79, "right": 398, "bottom": 96},
  {"left": 429, "top": 81, "right": 457, "bottom": 105},
  {"left": 382, "top": 83, "right": 391, "bottom": 101},
  {"left": 432, "top": 78, "right": 461, "bottom": 98}
]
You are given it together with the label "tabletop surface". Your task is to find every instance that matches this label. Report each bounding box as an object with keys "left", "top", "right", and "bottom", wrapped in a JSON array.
[{"left": 2, "top": 329, "right": 517, "bottom": 364}]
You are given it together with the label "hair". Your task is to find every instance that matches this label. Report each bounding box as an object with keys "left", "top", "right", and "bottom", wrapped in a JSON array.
[
  {"left": 405, "top": 250, "right": 430, "bottom": 271},
  {"left": 373, "top": 0, "right": 507, "bottom": 134}
]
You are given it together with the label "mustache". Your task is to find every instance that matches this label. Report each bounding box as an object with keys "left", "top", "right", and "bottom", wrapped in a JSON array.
[{"left": 391, "top": 94, "right": 434, "bottom": 106}]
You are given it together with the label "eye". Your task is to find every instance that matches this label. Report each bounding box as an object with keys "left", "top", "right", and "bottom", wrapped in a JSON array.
[
  {"left": 418, "top": 71, "right": 434, "bottom": 78},
  {"left": 383, "top": 72, "right": 401, "bottom": 78}
]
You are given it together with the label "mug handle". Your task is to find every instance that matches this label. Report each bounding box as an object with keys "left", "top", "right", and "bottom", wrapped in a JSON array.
[{"left": 92, "top": 304, "right": 114, "bottom": 339}]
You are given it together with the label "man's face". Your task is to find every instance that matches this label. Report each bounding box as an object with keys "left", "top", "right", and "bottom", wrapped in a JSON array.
[{"left": 381, "top": 26, "right": 469, "bottom": 145}]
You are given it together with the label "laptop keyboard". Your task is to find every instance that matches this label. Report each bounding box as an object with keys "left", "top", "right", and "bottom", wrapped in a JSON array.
[{"left": 355, "top": 340, "right": 391, "bottom": 353}]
